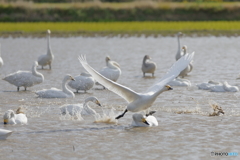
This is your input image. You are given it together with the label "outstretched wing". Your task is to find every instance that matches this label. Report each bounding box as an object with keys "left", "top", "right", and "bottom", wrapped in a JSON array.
[
  {"left": 146, "top": 52, "right": 195, "bottom": 95},
  {"left": 78, "top": 55, "right": 140, "bottom": 103}
]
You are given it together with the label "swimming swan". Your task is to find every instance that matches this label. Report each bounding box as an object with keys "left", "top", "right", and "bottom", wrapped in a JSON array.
[
  {"left": 78, "top": 52, "right": 194, "bottom": 120},
  {"left": 3, "top": 108, "right": 27, "bottom": 125},
  {"left": 3, "top": 61, "right": 44, "bottom": 91},
  {"left": 131, "top": 112, "right": 158, "bottom": 127},
  {"left": 68, "top": 72, "right": 95, "bottom": 93},
  {"left": 141, "top": 55, "right": 157, "bottom": 77},
  {"left": 0, "top": 129, "right": 13, "bottom": 139},
  {"left": 223, "top": 81, "right": 239, "bottom": 92},
  {"left": 36, "top": 74, "right": 75, "bottom": 98},
  {"left": 37, "top": 30, "right": 54, "bottom": 69},
  {"left": 167, "top": 77, "right": 191, "bottom": 87},
  {"left": 175, "top": 32, "right": 183, "bottom": 61},
  {"left": 60, "top": 96, "right": 102, "bottom": 116},
  {"left": 0, "top": 43, "right": 3, "bottom": 68},
  {"left": 197, "top": 80, "right": 221, "bottom": 90}
]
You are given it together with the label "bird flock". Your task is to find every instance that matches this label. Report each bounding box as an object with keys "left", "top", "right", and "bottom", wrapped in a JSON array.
[{"left": 0, "top": 31, "right": 239, "bottom": 139}]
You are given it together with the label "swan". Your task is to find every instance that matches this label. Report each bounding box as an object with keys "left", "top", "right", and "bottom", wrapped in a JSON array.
[
  {"left": 223, "top": 81, "right": 239, "bottom": 92},
  {"left": 3, "top": 61, "right": 44, "bottom": 91},
  {"left": 3, "top": 108, "right": 28, "bottom": 125},
  {"left": 178, "top": 45, "right": 193, "bottom": 78},
  {"left": 167, "top": 77, "right": 191, "bottom": 87},
  {"left": 0, "top": 129, "right": 13, "bottom": 139},
  {"left": 68, "top": 72, "right": 95, "bottom": 93},
  {"left": 78, "top": 52, "right": 194, "bottom": 120},
  {"left": 36, "top": 74, "right": 75, "bottom": 98},
  {"left": 142, "top": 55, "right": 157, "bottom": 77},
  {"left": 98, "top": 56, "right": 121, "bottom": 82},
  {"left": 197, "top": 80, "right": 221, "bottom": 90},
  {"left": 60, "top": 96, "right": 102, "bottom": 116},
  {"left": 0, "top": 43, "right": 3, "bottom": 68},
  {"left": 37, "top": 29, "right": 54, "bottom": 69},
  {"left": 131, "top": 112, "right": 158, "bottom": 127},
  {"left": 175, "top": 32, "right": 183, "bottom": 61}
]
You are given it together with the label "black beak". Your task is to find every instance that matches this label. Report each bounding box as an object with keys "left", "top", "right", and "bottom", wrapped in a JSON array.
[
  {"left": 169, "top": 87, "right": 173, "bottom": 90},
  {"left": 4, "top": 122, "right": 7, "bottom": 124}
]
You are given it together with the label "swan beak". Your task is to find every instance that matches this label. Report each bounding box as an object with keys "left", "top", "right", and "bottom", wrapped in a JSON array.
[
  {"left": 3, "top": 119, "right": 8, "bottom": 124},
  {"left": 166, "top": 85, "right": 173, "bottom": 90},
  {"left": 71, "top": 78, "right": 75, "bottom": 81},
  {"left": 142, "top": 118, "right": 149, "bottom": 125},
  {"left": 96, "top": 101, "right": 102, "bottom": 107}
]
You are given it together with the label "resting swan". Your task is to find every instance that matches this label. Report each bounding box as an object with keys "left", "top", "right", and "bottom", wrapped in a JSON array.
[
  {"left": 167, "top": 77, "right": 191, "bottom": 87},
  {"left": 36, "top": 74, "right": 75, "bottom": 98},
  {"left": 0, "top": 43, "right": 3, "bottom": 68},
  {"left": 142, "top": 55, "right": 157, "bottom": 77},
  {"left": 3, "top": 107, "right": 28, "bottom": 125},
  {"left": 37, "top": 30, "right": 54, "bottom": 69},
  {"left": 78, "top": 52, "right": 194, "bottom": 120},
  {"left": 68, "top": 72, "right": 95, "bottom": 93},
  {"left": 131, "top": 112, "right": 158, "bottom": 127},
  {"left": 0, "top": 129, "right": 13, "bottom": 139},
  {"left": 3, "top": 61, "right": 44, "bottom": 91},
  {"left": 60, "top": 96, "right": 102, "bottom": 116}
]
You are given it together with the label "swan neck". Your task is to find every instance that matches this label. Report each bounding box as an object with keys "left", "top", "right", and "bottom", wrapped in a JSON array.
[
  {"left": 47, "top": 33, "right": 52, "bottom": 56},
  {"left": 32, "top": 64, "right": 43, "bottom": 78},
  {"left": 62, "top": 79, "right": 72, "bottom": 95}
]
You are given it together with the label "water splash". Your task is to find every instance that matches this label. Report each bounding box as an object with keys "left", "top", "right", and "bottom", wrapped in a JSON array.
[{"left": 94, "top": 107, "right": 118, "bottom": 124}]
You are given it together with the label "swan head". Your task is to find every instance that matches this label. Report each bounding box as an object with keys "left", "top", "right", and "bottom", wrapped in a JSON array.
[
  {"left": 177, "top": 32, "right": 183, "bottom": 37},
  {"left": 182, "top": 45, "right": 187, "bottom": 50},
  {"left": 47, "top": 29, "right": 51, "bottom": 34},
  {"left": 3, "top": 110, "right": 15, "bottom": 124},
  {"left": 105, "top": 56, "right": 111, "bottom": 62},
  {"left": 143, "top": 55, "right": 151, "bottom": 60},
  {"left": 164, "top": 85, "right": 173, "bottom": 91},
  {"left": 33, "top": 61, "right": 39, "bottom": 67},
  {"left": 132, "top": 114, "right": 149, "bottom": 126},
  {"left": 65, "top": 75, "right": 75, "bottom": 81},
  {"left": 85, "top": 96, "right": 102, "bottom": 107}
]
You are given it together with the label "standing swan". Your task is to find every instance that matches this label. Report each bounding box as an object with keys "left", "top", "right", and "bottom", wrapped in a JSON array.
[
  {"left": 142, "top": 55, "right": 157, "bottom": 77},
  {"left": 35, "top": 74, "right": 75, "bottom": 98},
  {"left": 37, "top": 29, "right": 54, "bottom": 69},
  {"left": 3, "top": 61, "right": 44, "bottom": 91},
  {"left": 0, "top": 43, "right": 3, "bottom": 68},
  {"left": 175, "top": 32, "right": 183, "bottom": 61},
  {"left": 78, "top": 52, "right": 194, "bottom": 120},
  {"left": 60, "top": 96, "right": 102, "bottom": 116}
]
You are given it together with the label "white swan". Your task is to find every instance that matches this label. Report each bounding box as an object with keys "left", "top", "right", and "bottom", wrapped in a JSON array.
[
  {"left": 178, "top": 45, "right": 193, "bottom": 78},
  {"left": 36, "top": 74, "right": 75, "bottom": 98},
  {"left": 99, "top": 56, "right": 121, "bottom": 82},
  {"left": 175, "top": 32, "right": 183, "bottom": 61},
  {"left": 78, "top": 52, "right": 194, "bottom": 120},
  {"left": 60, "top": 96, "right": 102, "bottom": 116},
  {"left": 3, "top": 108, "right": 28, "bottom": 125},
  {"left": 131, "top": 113, "right": 158, "bottom": 127},
  {"left": 0, "top": 129, "right": 13, "bottom": 139},
  {"left": 209, "top": 83, "right": 225, "bottom": 92},
  {"left": 223, "top": 81, "right": 239, "bottom": 92},
  {"left": 197, "top": 80, "right": 221, "bottom": 90},
  {"left": 37, "top": 30, "right": 54, "bottom": 69},
  {"left": 0, "top": 43, "right": 3, "bottom": 68},
  {"left": 3, "top": 61, "right": 44, "bottom": 91},
  {"left": 68, "top": 72, "right": 95, "bottom": 93},
  {"left": 142, "top": 55, "right": 157, "bottom": 77},
  {"left": 167, "top": 77, "right": 191, "bottom": 87}
]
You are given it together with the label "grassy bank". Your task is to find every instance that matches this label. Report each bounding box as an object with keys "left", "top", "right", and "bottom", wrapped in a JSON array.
[
  {"left": 1, "top": 21, "right": 240, "bottom": 37},
  {"left": 1, "top": 2, "right": 240, "bottom": 22}
]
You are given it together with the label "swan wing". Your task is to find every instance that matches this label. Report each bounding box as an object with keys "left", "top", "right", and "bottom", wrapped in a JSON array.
[
  {"left": 146, "top": 52, "right": 194, "bottom": 95},
  {"left": 79, "top": 55, "right": 139, "bottom": 103}
]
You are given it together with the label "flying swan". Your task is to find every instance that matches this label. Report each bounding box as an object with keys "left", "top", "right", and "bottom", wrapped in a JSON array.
[{"left": 78, "top": 52, "right": 194, "bottom": 120}]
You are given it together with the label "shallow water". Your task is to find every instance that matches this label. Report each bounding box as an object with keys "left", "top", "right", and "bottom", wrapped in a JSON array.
[{"left": 0, "top": 35, "right": 240, "bottom": 159}]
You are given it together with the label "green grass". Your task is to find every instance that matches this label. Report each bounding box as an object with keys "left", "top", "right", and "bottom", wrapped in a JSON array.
[{"left": 1, "top": 21, "right": 240, "bottom": 37}]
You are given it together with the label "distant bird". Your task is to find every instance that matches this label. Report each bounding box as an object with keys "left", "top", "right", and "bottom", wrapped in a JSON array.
[
  {"left": 3, "top": 61, "right": 44, "bottom": 91},
  {"left": 175, "top": 32, "right": 183, "bottom": 61},
  {"left": 131, "top": 111, "right": 158, "bottom": 127},
  {"left": 141, "top": 55, "right": 157, "bottom": 77},
  {"left": 36, "top": 74, "right": 75, "bottom": 98},
  {"left": 78, "top": 52, "right": 194, "bottom": 120},
  {"left": 37, "top": 29, "right": 54, "bottom": 69},
  {"left": 3, "top": 107, "right": 28, "bottom": 125},
  {"left": 0, "top": 43, "right": 3, "bottom": 68},
  {"left": 197, "top": 80, "right": 221, "bottom": 90},
  {"left": 68, "top": 72, "right": 95, "bottom": 93},
  {"left": 0, "top": 129, "right": 12, "bottom": 139},
  {"left": 178, "top": 45, "right": 193, "bottom": 78},
  {"left": 60, "top": 96, "right": 102, "bottom": 116},
  {"left": 167, "top": 77, "right": 191, "bottom": 87},
  {"left": 223, "top": 81, "right": 239, "bottom": 92}
]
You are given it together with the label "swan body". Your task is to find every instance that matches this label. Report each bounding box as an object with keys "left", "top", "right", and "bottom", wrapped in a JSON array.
[
  {"left": 167, "top": 77, "right": 191, "bottom": 87},
  {"left": 131, "top": 113, "right": 158, "bottom": 127},
  {"left": 223, "top": 81, "right": 239, "bottom": 92},
  {"left": 98, "top": 56, "right": 121, "bottom": 82},
  {"left": 197, "top": 80, "right": 221, "bottom": 90},
  {"left": 60, "top": 96, "right": 102, "bottom": 116},
  {"left": 175, "top": 32, "right": 183, "bottom": 61},
  {"left": 37, "top": 30, "right": 54, "bottom": 69},
  {"left": 78, "top": 52, "right": 194, "bottom": 119},
  {"left": 178, "top": 45, "right": 193, "bottom": 78},
  {"left": 68, "top": 72, "right": 94, "bottom": 93},
  {"left": 0, "top": 43, "right": 3, "bottom": 68},
  {"left": 3, "top": 61, "right": 44, "bottom": 91},
  {"left": 142, "top": 55, "right": 157, "bottom": 77},
  {"left": 36, "top": 74, "right": 75, "bottom": 98},
  {"left": 0, "top": 129, "right": 12, "bottom": 139},
  {"left": 3, "top": 109, "right": 27, "bottom": 125}
]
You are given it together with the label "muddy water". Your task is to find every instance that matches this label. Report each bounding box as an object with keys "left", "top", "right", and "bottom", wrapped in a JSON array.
[{"left": 0, "top": 36, "right": 240, "bottom": 159}]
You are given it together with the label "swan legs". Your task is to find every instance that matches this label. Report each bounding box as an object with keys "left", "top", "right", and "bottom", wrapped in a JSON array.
[{"left": 115, "top": 109, "right": 128, "bottom": 119}]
